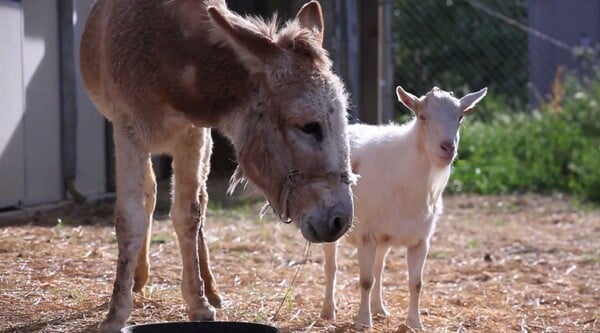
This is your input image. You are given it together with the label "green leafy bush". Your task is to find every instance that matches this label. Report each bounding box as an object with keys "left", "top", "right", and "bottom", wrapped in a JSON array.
[{"left": 450, "top": 76, "right": 600, "bottom": 203}]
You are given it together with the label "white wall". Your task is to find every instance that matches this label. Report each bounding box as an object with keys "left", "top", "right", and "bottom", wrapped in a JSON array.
[
  {"left": 22, "top": 0, "right": 63, "bottom": 205},
  {"left": 73, "top": 0, "right": 107, "bottom": 196},
  {"left": 0, "top": 0, "right": 108, "bottom": 209},
  {"left": 0, "top": 1, "right": 25, "bottom": 208}
]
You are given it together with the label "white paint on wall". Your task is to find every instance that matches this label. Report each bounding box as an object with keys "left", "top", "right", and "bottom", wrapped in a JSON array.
[
  {"left": 0, "top": 1, "right": 25, "bottom": 208},
  {"left": 73, "top": 0, "right": 107, "bottom": 196},
  {"left": 22, "top": 0, "right": 63, "bottom": 205}
]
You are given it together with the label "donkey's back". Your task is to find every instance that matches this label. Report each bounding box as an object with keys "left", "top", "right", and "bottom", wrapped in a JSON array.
[{"left": 80, "top": 0, "right": 249, "bottom": 127}]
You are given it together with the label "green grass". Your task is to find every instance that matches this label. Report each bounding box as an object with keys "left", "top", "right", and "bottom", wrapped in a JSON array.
[{"left": 467, "top": 239, "right": 481, "bottom": 249}]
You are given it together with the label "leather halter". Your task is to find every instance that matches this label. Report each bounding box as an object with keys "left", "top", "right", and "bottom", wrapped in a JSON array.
[{"left": 275, "top": 170, "right": 352, "bottom": 223}]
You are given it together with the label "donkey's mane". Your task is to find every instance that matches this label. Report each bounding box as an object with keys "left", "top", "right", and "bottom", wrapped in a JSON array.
[
  {"left": 204, "top": 0, "right": 331, "bottom": 69},
  {"left": 278, "top": 20, "right": 331, "bottom": 68}
]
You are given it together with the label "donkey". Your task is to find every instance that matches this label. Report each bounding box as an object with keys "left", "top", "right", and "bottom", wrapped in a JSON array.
[
  {"left": 320, "top": 86, "right": 487, "bottom": 329},
  {"left": 79, "top": 1, "right": 356, "bottom": 331}
]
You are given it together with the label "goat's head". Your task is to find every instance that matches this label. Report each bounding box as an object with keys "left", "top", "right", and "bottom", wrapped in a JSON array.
[
  {"left": 209, "top": 1, "right": 355, "bottom": 243},
  {"left": 396, "top": 85, "right": 487, "bottom": 166}
]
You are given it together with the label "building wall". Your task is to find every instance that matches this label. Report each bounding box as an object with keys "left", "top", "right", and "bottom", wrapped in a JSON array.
[
  {"left": 73, "top": 0, "right": 107, "bottom": 197},
  {"left": 0, "top": 0, "right": 63, "bottom": 208},
  {"left": 21, "top": 0, "right": 63, "bottom": 205},
  {"left": 0, "top": 0, "right": 25, "bottom": 208},
  {"left": 529, "top": 0, "right": 600, "bottom": 100},
  {"left": 0, "top": 0, "right": 106, "bottom": 209}
]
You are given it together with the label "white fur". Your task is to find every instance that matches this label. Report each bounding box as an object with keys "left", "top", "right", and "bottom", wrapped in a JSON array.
[{"left": 320, "top": 86, "right": 487, "bottom": 329}]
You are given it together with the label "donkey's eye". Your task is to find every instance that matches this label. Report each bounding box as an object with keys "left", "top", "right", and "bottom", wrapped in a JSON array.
[
  {"left": 419, "top": 115, "right": 426, "bottom": 121},
  {"left": 459, "top": 115, "right": 464, "bottom": 123},
  {"left": 297, "top": 122, "right": 323, "bottom": 142}
]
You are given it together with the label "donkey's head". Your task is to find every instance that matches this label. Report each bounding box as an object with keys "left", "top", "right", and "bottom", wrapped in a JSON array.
[
  {"left": 396, "top": 86, "right": 487, "bottom": 166},
  {"left": 208, "top": 1, "right": 355, "bottom": 243}
]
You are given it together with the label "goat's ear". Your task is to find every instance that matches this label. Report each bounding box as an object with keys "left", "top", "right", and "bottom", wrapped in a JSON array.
[
  {"left": 460, "top": 87, "right": 488, "bottom": 115},
  {"left": 207, "top": 6, "right": 279, "bottom": 73},
  {"left": 396, "top": 86, "right": 421, "bottom": 113},
  {"left": 296, "top": 1, "right": 324, "bottom": 46}
]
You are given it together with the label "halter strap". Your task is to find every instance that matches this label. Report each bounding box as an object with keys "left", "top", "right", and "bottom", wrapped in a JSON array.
[{"left": 275, "top": 170, "right": 352, "bottom": 223}]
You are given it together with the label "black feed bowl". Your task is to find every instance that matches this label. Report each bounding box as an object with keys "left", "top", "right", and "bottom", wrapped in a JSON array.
[{"left": 121, "top": 321, "right": 280, "bottom": 333}]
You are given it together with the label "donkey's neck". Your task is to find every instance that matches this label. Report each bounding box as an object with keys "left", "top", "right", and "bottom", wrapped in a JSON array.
[{"left": 216, "top": 98, "right": 260, "bottom": 152}]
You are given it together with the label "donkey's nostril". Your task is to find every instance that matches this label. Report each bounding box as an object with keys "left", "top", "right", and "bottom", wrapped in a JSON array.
[
  {"left": 331, "top": 216, "right": 342, "bottom": 231},
  {"left": 327, "top": 214, "right": 351, "bottom": 241},
  {"left": 303, "top": 207, "right": 353, "bottom": 243}
]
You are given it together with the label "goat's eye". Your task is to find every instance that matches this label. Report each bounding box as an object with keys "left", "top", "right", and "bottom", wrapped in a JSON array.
[
  {"left": 297, "top": 122, "right": 323, "bottom": 142},
  {"left": 419, "top": 115, "right": 426, "bottom": 121},
  {"left": 458, "top": 115, "right": 464, "bottom": 123}
]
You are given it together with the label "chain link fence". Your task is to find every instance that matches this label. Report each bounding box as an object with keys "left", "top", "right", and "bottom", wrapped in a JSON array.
[{"left": 392, "top": 0, "right": 528, "bottom": 113}]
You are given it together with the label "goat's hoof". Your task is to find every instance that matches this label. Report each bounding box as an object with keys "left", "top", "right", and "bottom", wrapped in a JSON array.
[
  {"left": 406, "top": 318, "right": 423, "bottom": 330},
  {"left": 99, "top": 319, "right": 125, "bottom": 333},
  {"left": 396, "top": 323, "right": 418, "bottom": 333},
  {"left": 354, "top": 318, "right": 372, "bottom": 330},
  {"left": 372, "top": 305, "right": 389, "bottom": 317}
]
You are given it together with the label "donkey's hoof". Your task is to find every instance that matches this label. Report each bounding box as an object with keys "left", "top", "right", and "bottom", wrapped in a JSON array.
[
  {"left": 132, "top": 276, "right": 149, "bottom": 294},
  {"left": 99, "top": 319, "right": 125, "bottom": 333},
  {"left": 320, "top": 306, "right": 336, "bottom": 321},
  {"left": 189, "top": 305, "right": 216, "bottom": 322},
  {"left": 206, "top": 292, "right": 223, "bottom": 309}
]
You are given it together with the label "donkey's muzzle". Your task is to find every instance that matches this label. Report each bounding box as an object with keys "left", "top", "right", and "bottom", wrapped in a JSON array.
[{"left": 301, "top": 201, "right": 353, "bottom": 243}]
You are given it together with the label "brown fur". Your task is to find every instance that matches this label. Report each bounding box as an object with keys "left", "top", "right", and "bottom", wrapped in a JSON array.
[{"left": 80, "top": 1, "right": 354, "bottom": 332}]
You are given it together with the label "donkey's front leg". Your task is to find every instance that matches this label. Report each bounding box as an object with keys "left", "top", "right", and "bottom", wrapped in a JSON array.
[
  {"left": 170, "top": 129, "right": 215, "bottom": 321},
  {"left": 100, "top": 128, "right": 151, "bottom": 333},
  {"left": 406, "top": 239, "right": 429, "bottom": 329}
]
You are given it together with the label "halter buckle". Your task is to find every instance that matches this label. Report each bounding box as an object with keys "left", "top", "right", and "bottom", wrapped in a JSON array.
[{"left": 287, "top": 170, "right": 304, "bottom": 188}]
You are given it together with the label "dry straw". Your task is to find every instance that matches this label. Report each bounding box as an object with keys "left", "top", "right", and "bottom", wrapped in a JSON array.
[{"left": 0, "top": 191, "right": 598, "bottom": 332}]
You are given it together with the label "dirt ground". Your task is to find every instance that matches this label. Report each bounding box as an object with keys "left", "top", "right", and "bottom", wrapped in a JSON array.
[{"left": 0, "top": 180, "right": 598, "bottom": 333}]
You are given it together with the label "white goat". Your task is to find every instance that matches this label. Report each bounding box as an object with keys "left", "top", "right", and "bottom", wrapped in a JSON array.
[{"left": 320, "top": 85, "right": 487, "bottom": 329}]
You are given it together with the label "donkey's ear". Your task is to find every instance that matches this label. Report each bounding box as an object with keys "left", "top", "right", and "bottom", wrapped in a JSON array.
[
  {"left": 207, "top": 6, "right": 279, "bottom": 73},
  {"left": 396, "top": 86, "right": 421, "bottom": 113},
  {"left": 460, "top": 87, "right": 488, "bottom": 115},
  {"left": 296, "top": 1, "right": 324, "bottom": 46}
]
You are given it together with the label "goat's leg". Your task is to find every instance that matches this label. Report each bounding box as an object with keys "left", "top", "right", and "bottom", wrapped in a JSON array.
[
  {"left": 196, "top": 131, "right": 222, "bottom": 308},
  {"left": 100, "top": 127, "right": 151, "bottom": 333},
  {"left": 371, "top": 245, "right": 390, "bottom": 317},
  {"left": 406, "top": 239, "right": 428, "bottom": 329},
  {"left": 320, "top": 242, "right": 338, "bottom": 320},
  {"left": 355, "top": 241, "right": 376, "bottom": 329},
  {"left": 171, "top": 128, "right": 215, "bottom": 321},
  {"left": 133, "top": 159, "right": 157, "bottom": 293}
]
